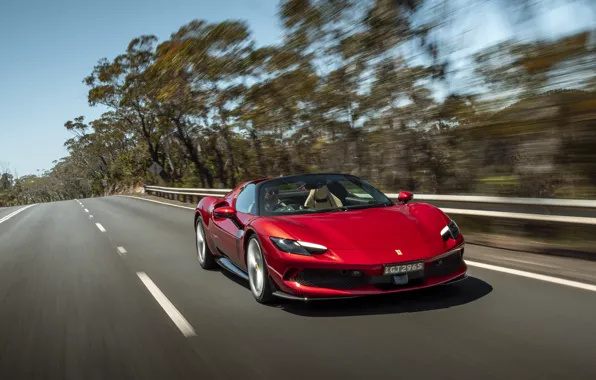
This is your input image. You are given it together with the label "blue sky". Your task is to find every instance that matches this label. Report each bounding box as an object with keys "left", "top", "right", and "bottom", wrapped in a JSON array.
[
  {"left": 0, "top": 0, "right": 282, "bottom": 176},
  {"left": 0, "top": 0, "right": 593, "bottom": 176}
]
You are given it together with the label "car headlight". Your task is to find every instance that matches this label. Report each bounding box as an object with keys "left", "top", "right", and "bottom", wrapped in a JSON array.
[
  {"left": 270, "top": 237, "right": 328, "bottom": 255},
  {"left": 440, "top": 220, "right": 461, "bottom": 241}
]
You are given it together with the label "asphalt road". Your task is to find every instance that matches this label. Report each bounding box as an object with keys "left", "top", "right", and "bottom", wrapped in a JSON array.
[{"left": 0, "top": 196, "right": 595, "bottom": 380}]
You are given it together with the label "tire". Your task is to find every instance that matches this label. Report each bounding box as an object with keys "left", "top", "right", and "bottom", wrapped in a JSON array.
[
  {"left": 246, "top": 235, "right": 274, "bottom": 304},
  {"left": 196, "top": 218, "right": 216, "bottom": 270}
]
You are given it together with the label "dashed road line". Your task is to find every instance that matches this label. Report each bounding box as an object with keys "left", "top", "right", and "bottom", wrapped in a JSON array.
[
  {"left": 84, "top": 209, "right": 89, "bottom": 213},
  {"left": 117, "top": 246, "right": 127, "bottom": 256},
  {"left": 95, "top": 223, "right": 106, "bottom": 232},
  {"left": 136, "top": 272, "right": 196, "bottom": 337}
]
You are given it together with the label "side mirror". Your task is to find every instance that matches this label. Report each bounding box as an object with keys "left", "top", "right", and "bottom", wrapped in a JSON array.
[
  {"left": 397, "top": 191, "right": 413, "bottom": 204},
  {"left": 213, "top": 205, "right": 236, "bottom": 219}
]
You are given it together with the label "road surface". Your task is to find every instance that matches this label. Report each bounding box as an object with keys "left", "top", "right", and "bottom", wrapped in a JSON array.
[{"left": 0, "top": 196, "right": 595, "bottom": 380}]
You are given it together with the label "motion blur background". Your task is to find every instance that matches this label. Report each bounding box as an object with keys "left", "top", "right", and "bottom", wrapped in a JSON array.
[{"left": 1, "top": 0, "right": 595, "bottom": 203}]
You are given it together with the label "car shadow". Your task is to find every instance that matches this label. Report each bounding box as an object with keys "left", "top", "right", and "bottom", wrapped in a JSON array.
[
  {"left": 277, "top": 277, "right": 493, "bottom": 317},
  {"left": 216, "top": 265, "right": 492, "bottom": 317},
  {"left": 217, "top": 265, "right": 251, "bottom": 289}
]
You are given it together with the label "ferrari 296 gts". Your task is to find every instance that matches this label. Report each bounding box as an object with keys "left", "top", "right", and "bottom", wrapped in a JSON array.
[{"left": 194, "top": 173, "right": 467, "bottom": 303}]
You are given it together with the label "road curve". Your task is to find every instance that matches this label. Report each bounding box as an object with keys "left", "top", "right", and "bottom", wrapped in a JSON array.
[{"left": 0, "top": 196, "right": 594, "bottom": 380}]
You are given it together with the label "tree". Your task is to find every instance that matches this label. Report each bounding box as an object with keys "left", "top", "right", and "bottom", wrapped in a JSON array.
[{"left": 84, "top": 36, "right": 170, "bottom": 181}]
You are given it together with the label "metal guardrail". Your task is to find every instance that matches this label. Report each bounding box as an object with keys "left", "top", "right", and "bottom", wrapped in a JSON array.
[{"left": 144, "top": 185, "right": 596, "bottom": 225}]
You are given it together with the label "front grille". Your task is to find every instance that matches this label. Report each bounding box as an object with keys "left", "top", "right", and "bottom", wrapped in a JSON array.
[
  {"left": 426, "top": 251, "right": 464, "bottom": 278},
  {"left": 295, "top": 269, "right": 370, "bottom": 289},
  {"left": 294, "top": 252, "right": 463, "bottom": 290}
]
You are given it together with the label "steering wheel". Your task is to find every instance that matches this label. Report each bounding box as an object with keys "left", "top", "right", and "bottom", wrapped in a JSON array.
[
  {"left": 271, "top": 203, "right": 303, "bottom": 212},
  {"left": 271, "top": 203, "right": 285, "bottom": 211}
]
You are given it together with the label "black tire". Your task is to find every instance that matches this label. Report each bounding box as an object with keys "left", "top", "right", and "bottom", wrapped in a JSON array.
[
  {"left": 246, "top": 235, "right": 274, "bottom": 304},
  {"left": 196, "top": 219, "right": 217, "bottom": 270}
]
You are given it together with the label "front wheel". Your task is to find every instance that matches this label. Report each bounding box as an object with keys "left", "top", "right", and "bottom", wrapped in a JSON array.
[
  {"left": 246, "top": 236, "right": 274, "bottom": 304},
  {"left": 196, "top": 219, "right": 216, "bottom": 269}
]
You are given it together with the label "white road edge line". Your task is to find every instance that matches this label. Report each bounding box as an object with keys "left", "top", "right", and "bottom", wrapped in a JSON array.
[
  {"left": 0, "top": 204, "right": 37, "bottom": 225},
  {"left": 117, "top": 196, "right": 596, "bottom": 292},
  {"left": 497, "top": 256, "right": 558, "bottom": 268},
  {"left": 84, "top": 209, "right": 89, "bottom": 213},
  {"left": 117, "top": 246, "right": 127, "bottom": 256},
  {"left": 116, "top": 195, "right": 195, "bottom": 210},
  {"left": 466, "top": 260, "right": 596, "bottom": 292},
  {"left": 136, "top": 272, "right": 196, "bottom": 337},
  {"left": 95, "top": 223, "right": 106, "bottom": 232}
]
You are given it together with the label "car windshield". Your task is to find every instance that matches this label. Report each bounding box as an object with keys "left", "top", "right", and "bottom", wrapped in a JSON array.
[{"left": 258, "top": 174, "right": 392, "bottom": 216}]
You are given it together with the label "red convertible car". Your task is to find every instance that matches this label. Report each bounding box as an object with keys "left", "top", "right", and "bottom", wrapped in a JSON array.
[{"left": 194, "top": 173, "right": 467, "bottom": 303}]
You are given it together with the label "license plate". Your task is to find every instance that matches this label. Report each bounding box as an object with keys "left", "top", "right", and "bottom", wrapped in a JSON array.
[{"left": 383, "top": 261, "right": 424, "bottom": 275}]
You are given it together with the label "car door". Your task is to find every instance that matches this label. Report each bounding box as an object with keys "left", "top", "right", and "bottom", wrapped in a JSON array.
[{"left": 212, "top": 183, "right": 258, "bottom": 266}]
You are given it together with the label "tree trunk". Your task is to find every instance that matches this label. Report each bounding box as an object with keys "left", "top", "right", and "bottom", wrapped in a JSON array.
[
  {"left": 210, "top": 139, "right": 227, "bottom": 187},
  {"left": 173, "top": 121, "right": 213, "bottom": 188},
  {"left": 220, "top": 126, "right": 237, "bottom": 187},
  {"left": 250, "top": 128, "right": 266, "bottom": 177}
]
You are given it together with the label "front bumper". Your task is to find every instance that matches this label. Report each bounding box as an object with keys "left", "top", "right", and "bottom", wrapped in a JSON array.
[{"left": 268, "top": 246, "right": 468, "bottom": 300}]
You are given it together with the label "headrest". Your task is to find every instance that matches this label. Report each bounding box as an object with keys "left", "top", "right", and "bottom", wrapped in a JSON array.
[{"left": 314, "top": 186, "right": 330, "bottom": 201}]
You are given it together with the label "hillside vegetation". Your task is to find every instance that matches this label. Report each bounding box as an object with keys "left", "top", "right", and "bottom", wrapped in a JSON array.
[{"left": 1, "top": 0, "right": 595, "bottom": 206}]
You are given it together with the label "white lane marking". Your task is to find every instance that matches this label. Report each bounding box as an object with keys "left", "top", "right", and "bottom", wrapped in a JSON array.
[
  {"left": 466, "top": 260, "right": 596, "bottom": 292},
  {"left": 89, "top": 215, "right": 94, "bottom": 219},
  {"left": 117, "top": 195, "right": 194, "bottom": 210},
  {"left": 95, "top": 223, "right": 106, "bottom": 232},
  {"left": 0, "top": 204, "right": 37, "bottom": 225},
  {"left": 84, "top": 208, "right": 89, "bottom": 213},
  {"left": 136, "top": 272, "right": 196, "bottom": 337},
  {"left": 117, "top": 246, "right": 127, "bottom": 256},
  {"left": 498, "top": 256, "right": 558, "bottom": 268}
]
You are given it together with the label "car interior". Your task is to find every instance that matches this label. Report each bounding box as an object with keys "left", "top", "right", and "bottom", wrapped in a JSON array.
[{"left": 263, "top": 179, "right": 381, "bottom": 214}]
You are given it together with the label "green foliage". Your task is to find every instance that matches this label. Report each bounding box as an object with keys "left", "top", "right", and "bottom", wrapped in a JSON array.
[{"left": 3, "top": 0, "right": 595, "bottom": 206}]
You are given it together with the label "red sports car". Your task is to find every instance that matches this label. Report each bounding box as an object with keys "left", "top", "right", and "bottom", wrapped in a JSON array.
[{"left": 194, "top": 173, "right": 467, "bottom": 303}]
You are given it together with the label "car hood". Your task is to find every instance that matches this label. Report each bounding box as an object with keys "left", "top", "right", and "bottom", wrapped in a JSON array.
[{"left": 265, "top": 203, "right": 457, "bottom": 261}]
